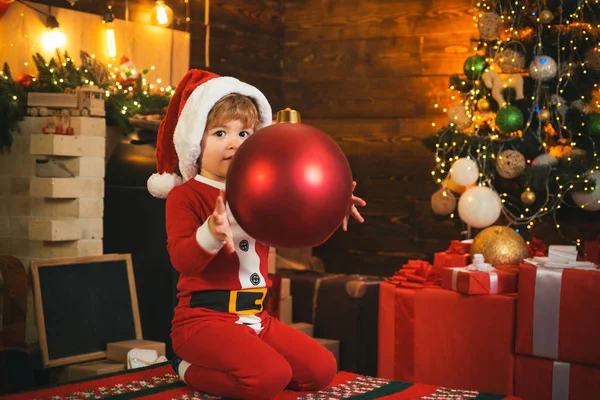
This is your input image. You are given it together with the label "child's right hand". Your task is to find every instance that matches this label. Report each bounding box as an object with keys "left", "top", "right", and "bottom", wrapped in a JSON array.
[{"left": 208, "top": 190, "right": 235, "bottom": 253}]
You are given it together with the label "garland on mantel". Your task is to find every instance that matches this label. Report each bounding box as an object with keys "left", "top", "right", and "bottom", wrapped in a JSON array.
[{"left": 0, "top": 50, "right": 173, "bottom": 151}]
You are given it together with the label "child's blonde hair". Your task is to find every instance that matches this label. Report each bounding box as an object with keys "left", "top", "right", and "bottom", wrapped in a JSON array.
[{"left": 205, "top": 94, "right": 260, "bottom": 132}]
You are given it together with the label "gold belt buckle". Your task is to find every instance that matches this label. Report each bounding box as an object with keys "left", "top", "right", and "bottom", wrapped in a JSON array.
[{"left": 228, "top": 288, "right": 267, "bottom": 315}]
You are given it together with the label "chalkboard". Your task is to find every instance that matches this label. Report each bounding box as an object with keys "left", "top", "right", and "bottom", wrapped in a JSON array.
[{"left": 31, "top": 254, "right": 142, "bottom": 367}]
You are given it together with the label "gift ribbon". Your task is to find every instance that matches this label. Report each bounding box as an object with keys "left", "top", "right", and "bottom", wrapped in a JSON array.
[
  {"left": 450, "top": 267, "right": 498, "bottom": 294},
  {"left": 446, "top": 240, "right": 466, "bottom": 254},
  {"left": 532, "top": 267, "right": 563, "bottom": 359},
  {"left": 552, "top": 361, "right": 570, "bottom": 400}
]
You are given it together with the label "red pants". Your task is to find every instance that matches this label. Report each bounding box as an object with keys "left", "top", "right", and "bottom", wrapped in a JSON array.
[{"left": 175, "top": 314, "right": 337, "bottom": 400}]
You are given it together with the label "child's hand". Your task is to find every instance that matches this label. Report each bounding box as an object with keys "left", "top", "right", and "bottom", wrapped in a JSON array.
[
  {"left": 209, "top": 190, "right": 235, "bottom": 253},
  {"left": 342, "top": 181, "right": 366, "bottom": 231}
]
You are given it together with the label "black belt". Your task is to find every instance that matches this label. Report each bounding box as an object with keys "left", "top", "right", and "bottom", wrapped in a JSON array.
[{"left": 190, "top": 288, "right": 268, "bottom": 315}]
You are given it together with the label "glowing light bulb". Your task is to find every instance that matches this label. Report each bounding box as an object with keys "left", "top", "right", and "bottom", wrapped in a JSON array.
[
  {"left": 42, "top": 29, "right": 66, "bottom": 51},
  {"left": 106, "top": 25, "right": 117, "bottom": 58},
  {"left": 152, "top": 1, "right": 174, "bottom": 27},
  {"left": 42, "top": 15, "right": 66, "bottom": 51},
  {"left": 103, "top": 10, "right": 117, "bottom": 58}
]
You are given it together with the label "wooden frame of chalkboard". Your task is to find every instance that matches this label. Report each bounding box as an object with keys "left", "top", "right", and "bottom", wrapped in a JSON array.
[{"left": 31, "top": 254, "right": 142, "bottom": 367}]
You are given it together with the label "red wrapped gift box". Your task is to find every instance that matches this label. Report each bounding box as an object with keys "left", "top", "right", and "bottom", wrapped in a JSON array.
[
  {"left": 378, "top": 281, "right": 418, "bottom": 382},
  {"left": 441, "top": 266, "right": 518, "bottom": 295},
  {"left": 433, "top": 240, "right": 470, "bottom": 269},
  {"left": 516, "top": 263, "right": 600, "bottom": 366},
  {"left": 584, "top": 236, "right": 600, "bottom": 265},
  {"left": 378, "top": 282, "right": 516, "bottom": 394},
  {"left": 515, "top": 355, "right": 600, "bottom": 400}
]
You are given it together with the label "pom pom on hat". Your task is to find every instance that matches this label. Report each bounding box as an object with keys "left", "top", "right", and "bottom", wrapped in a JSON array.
[
  {"left": 147, "top": 69, "right": 272, "bottom": 198},
  {"left": 147, "top": 172, "right": 182, "bottom": 199}
]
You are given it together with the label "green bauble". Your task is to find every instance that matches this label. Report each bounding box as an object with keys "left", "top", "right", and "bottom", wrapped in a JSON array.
[
  {"left": 495, "top": 105, "right": 524, "bottom": 133},
  {"left": 585, "top": 113, "right": 600, "bottom": 137},
  {"left": 463, "top": 55, "right": 488, "bottom": 80}
]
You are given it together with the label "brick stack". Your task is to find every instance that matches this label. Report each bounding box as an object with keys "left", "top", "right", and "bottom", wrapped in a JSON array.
[{"left": 0, "top": 116, "right": 106, "bottom": 343}]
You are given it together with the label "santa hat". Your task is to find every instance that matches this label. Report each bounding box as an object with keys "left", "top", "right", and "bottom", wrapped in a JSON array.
[{"left": 147, "top": 69, "right": 272, "bottom": 198}]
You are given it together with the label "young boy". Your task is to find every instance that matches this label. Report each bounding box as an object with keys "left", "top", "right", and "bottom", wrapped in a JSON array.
[{"left": 147, "top": 70, "right": 365, "bottom": 399}]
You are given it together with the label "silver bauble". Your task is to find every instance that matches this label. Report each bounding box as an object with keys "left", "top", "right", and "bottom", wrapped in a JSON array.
[
  {"left": 571, "top": 170, "right": 600, "bottom": 211},
  {"left": 532, "top": 154, "right": 559, "bottom": 167},
  {"left": 529, "top": 55, "right": 558, "bottom": 81}
]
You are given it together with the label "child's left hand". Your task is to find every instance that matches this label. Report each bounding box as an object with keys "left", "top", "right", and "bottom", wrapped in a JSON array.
[{"left": 342, "top": 181, "right": 366, "bottom": 231}]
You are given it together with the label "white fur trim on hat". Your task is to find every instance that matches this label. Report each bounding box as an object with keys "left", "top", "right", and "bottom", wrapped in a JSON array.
[
  {"left": 147, "top": 172, "right": 183, "bottom": 199},
  {"left": 173, "top": 76, "right": 273, "bottom": 182}
]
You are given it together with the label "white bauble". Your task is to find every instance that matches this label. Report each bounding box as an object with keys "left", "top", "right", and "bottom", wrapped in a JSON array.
[
  {"left": 532, "top": 154, "right": 559, "bottom": 167},
  {"left": 450, "top": 158, "right": 479, "bottom": 186},
  {"left": 447, "top": 104, "right": 472, "bottom": 130},
  {"left": 571, "top": 170, "right": 600, "bottom": 211},
  {"left": 529, "top": 56, "right": 558, "bottom": 81},
  {"left": 458, "top": 186, "right": 503, "bottom": 228}
]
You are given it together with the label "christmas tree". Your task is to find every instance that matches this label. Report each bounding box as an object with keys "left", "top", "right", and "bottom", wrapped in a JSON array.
[{"left": 427, "top": 0, "right": 600, "bottom": 242}]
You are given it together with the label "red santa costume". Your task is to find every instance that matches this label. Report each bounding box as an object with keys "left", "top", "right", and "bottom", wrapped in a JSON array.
[{"left": 147, "top": 70, "right": 337, "bottom": 400}]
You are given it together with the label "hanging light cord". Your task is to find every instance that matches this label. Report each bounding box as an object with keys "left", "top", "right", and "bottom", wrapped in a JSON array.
[{"left": 15, "top": 0, "right": 51, "bottom": 18}]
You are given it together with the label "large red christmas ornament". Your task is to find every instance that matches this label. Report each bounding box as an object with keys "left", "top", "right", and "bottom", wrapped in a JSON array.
[{"left": 226, "top": 121, "right": 353, "bottom": 248}]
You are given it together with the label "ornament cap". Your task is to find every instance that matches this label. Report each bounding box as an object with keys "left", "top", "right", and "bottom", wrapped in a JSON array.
[{"left": 276, "top": 108, "right": 301, "bottom": 124}]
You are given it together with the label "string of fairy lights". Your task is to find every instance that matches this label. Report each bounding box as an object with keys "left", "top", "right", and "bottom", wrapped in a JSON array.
[
  {"left": 431, "top": 0, "right": 600, "bottom": 245},
  {"left": 1, "top": 0, "right": 192, "bottom": 92}
]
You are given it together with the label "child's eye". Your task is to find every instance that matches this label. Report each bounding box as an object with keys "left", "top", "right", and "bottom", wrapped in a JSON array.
[
  {"left": 239, "top": 131, "right": 251, "bottom": 138},
  {"left": 214, "top": 130, "right": 225, "bottom": 137}
]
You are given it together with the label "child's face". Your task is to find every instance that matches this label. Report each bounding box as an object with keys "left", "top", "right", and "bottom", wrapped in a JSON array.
[{"left": 199, "top": 119, "right": 254, "bottom": 182}]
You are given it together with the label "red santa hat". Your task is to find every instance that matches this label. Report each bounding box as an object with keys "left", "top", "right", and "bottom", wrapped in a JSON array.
[{"left": 147, "top": 69, "right": 272, "bottom": 198}]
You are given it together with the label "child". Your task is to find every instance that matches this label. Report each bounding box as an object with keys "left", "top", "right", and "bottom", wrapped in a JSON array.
[{"left": 147, "top": 70, "right": 366, "bottom": 399}]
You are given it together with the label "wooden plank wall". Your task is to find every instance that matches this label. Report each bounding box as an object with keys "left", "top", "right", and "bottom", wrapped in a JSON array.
[
  {"left": 282, "top": 0, "right": 475, "bottom": 276},
  {"left": 29, "top": 0, "right": 285, "bottom": 109},
  {"left": 188, "top": 0, "right": 285, "bottom": 112},
  {"left": 282, "top": 0, "right": 600, "bottom": 277}
]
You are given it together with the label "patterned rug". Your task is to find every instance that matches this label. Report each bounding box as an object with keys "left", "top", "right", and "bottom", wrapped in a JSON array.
[{"left": 1, "top": 362, "right": 521, "bottom": 400}]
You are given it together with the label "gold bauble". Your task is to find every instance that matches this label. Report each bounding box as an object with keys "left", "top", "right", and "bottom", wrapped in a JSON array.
[
  {"left": 431, "top": 188, "right": 457, "bottom": 216},
  {"left": 477, "top": 98, "right": 491, "bottom": 112},
  {"left": 540, "top": 10, "right": 554, "bottom": 24},
  {"left": 539, "top": 109, "right": 551, "bottom": 122},
  {"left": 471, "top": 226, "right": 529, "bottom": 265},
  {"left": 520, "top": 189, "right": 536, "bottom": 205},
  {"left": 443, "top": 177, "right": 467, "bottom": 195}
]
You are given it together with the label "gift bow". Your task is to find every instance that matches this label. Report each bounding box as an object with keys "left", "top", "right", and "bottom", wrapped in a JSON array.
[
  {"left": 386, "top": 260, "right": 442, "bottom": 288},
  {"left": 446, "top": 240, "right": 466, "bottom": 255},
  {"left": 528, "top": 237, "right": 548, "bottom": 258},
  {"left": 465, "top": 262, "right": 496, "bottom": 272}
]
